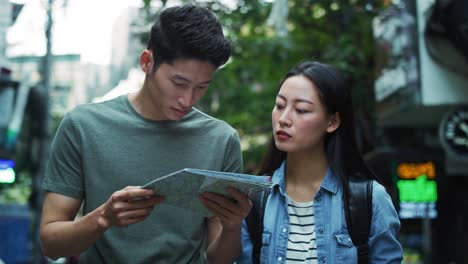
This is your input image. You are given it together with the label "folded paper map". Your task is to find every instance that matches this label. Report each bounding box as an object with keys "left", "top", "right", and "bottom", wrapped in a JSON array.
[{"left": 141, "top": 168, "right": 273, "bottom": 217}]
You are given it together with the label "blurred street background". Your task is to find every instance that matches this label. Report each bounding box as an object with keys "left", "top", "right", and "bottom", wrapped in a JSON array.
[{"left": 0, "top": 0, "right": 467, "bottom": 263}]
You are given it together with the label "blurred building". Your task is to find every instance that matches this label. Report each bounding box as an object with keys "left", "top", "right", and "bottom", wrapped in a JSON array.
[
  {"left": 5, "top": 0, "right": 142, "bottom": 115},
  {"left": 371, "top": 0, "right": 468, "bottom": 263},
  {"left": 109, "top": 6, "right": 143, "bottom": 90},
  {"left": 0, "top": 3, "right": 8, "bottom": 65},
  {"left": 6, "top": 0, "right": 108, "bottom": 114},
  {"left": 92, "top": 67, "right": 143, "bottom": 103},
  {"left": 0, "top": 0, "right": 12, "bottom": 67},
  {"left": 7, "top": 54, "right": 111, "bottom": 114}
]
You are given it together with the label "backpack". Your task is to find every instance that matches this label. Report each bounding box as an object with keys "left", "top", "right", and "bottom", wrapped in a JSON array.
[{"left": 245, "top": 176, "right": 373, "bottom": 264}]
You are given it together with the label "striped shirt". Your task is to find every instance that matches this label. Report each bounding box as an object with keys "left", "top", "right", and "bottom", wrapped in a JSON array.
[{"left": 286, "top": 196, "right": 318, "bottom": 263}]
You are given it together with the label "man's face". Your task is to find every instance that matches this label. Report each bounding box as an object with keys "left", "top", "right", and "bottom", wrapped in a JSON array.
[{"left": 147, "top": 58, "right": 216, "bottom": 121}]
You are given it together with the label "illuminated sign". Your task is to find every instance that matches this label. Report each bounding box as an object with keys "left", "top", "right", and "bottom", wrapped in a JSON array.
[
  {"left": 397, "top": 175, "right": 437, "bottom": 202},
  {"left": 0, "top": 159, "right": 15, "bottom": 184},
  {"left": 396, "top": 161, "right": 438, "bottom": 219},
  {"left": 397, "top": 161, "right": 435, "bottom": 179}
]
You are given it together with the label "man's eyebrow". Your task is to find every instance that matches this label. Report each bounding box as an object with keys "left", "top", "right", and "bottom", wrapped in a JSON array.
[
  {"left": 174, "top": 74, "right": 212, "bottom": 85},
  {"left": 277, "top": 94, "right": 314, "bottom": 104},
  {"left": 173, "top": 75, "right": 190, "bottom": 83},
  {"left": 173, "top": 74, "right": 212, "bottom": 84}
]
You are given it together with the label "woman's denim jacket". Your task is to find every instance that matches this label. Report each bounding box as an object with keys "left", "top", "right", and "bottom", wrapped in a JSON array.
[{"left": 237, "top": 161, "right": 403, "bottom": 264}]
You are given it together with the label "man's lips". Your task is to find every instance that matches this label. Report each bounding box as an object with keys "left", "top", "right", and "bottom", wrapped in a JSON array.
[{"left": 173, "top": 108, "right": 189, "bottom": 116}]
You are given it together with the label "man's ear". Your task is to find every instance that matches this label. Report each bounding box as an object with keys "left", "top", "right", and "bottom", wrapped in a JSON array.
[
  {"left": 139, "top": 49, "right": 154, "bottom": 74},
  {"left": 326, "top": 112, "right": 341, "bottom": 133}
]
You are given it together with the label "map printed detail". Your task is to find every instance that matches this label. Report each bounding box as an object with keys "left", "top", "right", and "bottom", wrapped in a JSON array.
[{"left": 141, "top": 168, "right": 273, "bottom": 217}]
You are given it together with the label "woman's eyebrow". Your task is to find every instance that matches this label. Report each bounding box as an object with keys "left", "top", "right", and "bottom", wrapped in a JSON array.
[{"left": 277, "top": 94, "right": 314, "bottom": 105}]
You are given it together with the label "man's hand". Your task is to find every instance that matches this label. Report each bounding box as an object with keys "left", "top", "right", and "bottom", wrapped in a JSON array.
[
  {"left": 40, "top": 187, "right": 164, "bottom": 259},
  {"left": 99, "top": 186, "right": 165, "bottom": 229},
  {"left": 199, "top": 188, "right": 252, "bottom": 232}
]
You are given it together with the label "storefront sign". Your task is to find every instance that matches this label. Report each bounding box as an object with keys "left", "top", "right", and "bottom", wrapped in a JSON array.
[{"left": 396, "top": 161, "right": 438, "bottom": 218}]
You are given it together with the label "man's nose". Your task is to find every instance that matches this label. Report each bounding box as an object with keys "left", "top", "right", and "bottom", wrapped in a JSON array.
[{"left": 178, "top": 88, "right": 195, "bottom": 108}]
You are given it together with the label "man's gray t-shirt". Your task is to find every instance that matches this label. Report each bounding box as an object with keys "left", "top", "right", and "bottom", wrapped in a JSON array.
[{"left": 42, "top": 95, "right": 243, "bottom": 263}]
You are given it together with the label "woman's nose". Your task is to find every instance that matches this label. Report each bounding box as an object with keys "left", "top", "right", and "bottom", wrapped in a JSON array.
[{"left": 278, "top": 111, "right": 292, "bottom": 127}]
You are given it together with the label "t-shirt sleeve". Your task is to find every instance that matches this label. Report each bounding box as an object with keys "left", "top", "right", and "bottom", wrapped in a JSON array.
[
  {"left": 42, "top": 112, "right": 84, "bottom": 200},
  {"left": 222, "top": 129, "right": 243, "bottom": 173}
]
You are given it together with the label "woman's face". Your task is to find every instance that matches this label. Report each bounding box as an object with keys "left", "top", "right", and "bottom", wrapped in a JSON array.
[{"left": 272, "top": 75, "right": 339, "bottom": 155}]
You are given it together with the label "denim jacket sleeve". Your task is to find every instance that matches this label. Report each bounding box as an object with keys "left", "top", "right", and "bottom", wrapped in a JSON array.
[
  {"left": 369, "top": 182, "right": 403, "bottom": 263},
  {"left": 237, "top": 220, "right": 253, "bottom": 264}
]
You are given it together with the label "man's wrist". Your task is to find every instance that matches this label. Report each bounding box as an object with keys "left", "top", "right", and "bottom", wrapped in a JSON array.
[
  {"left": 94, "top": 205, "right": 111, "bottom": 232},
  {"left": 221, "top": 223, "right": 242, "bottom": 234}
]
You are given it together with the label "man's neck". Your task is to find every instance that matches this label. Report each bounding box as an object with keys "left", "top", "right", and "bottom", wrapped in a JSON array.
[{"left": 128, "top": 78, "right": 163, "bottom": 121}]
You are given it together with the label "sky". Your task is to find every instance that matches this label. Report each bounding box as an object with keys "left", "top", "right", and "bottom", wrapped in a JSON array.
[
  {"left": 6, "top": 0, "right": 260, "bottom": 65},
  {"left": 7, "top": 0, "right": 144, "bottom": 65}
]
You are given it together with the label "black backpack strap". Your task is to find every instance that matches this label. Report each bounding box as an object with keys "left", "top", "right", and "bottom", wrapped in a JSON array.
[
  {"left": 245, "top": 188, "right": 271, "bottom": 264},
  {"left": 346, "top": 177, "right": 373, "bottom": 264}
]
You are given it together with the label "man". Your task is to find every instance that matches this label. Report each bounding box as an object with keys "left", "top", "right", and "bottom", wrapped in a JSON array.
[{"left": 40, "top": 5, "right": 251, "bottom": 263}]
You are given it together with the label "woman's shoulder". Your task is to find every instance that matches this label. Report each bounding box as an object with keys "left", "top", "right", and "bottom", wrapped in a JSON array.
[
  {"left": 370, "top": 181, "right": 393, "bottom": 204},
  {"left": 370, "top": 180, "right": 400, "bottom": 226}
]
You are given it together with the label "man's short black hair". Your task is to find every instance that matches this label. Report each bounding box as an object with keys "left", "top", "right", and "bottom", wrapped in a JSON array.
[{"left": 147, "top": 4, "right": 231, "bottom": 71}]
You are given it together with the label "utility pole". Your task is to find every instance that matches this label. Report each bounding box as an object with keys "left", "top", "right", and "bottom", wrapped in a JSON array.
[{"left": 32, "top": 0, "right": 53, "bottom": 262}]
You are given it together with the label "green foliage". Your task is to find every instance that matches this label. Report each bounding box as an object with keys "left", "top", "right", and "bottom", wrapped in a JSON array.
[
  {"left": 0, "top": 171, "right": 32, "bottom": 204},
  {"left": 0, "top": 111, "right": 64, "bottom": 204},
  {"left": 140, "top": 0, "right": 383, "bottom": 172}
]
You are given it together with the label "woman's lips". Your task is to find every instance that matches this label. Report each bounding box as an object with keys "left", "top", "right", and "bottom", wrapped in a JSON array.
[{"left": 276, "top": 130, "right": 291, "bottom": 140}]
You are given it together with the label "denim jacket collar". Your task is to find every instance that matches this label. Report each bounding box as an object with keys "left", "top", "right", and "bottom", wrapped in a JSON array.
[
  {"left": 271, "top": 161, "right": 287, "bottom": 195},
  {"left": 271, "top": 160, "right": 339, "bottom": 196}
]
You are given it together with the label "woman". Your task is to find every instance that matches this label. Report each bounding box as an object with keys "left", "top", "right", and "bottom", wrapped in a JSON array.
[{"left": 237, "top": 61, "right": 402, "bottom": 263}]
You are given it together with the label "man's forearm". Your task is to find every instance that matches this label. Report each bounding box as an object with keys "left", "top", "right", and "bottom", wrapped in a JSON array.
[{"left": 41, "top": 207, "right": 109, "bottom": 259}]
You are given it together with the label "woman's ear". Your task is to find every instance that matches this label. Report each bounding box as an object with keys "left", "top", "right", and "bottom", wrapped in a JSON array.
[
  {"left": 139, "top": 49, "right": 154, "bottom": 74},
  {"left": 326, "top": 112, "right": 341, "bottom": 133}
]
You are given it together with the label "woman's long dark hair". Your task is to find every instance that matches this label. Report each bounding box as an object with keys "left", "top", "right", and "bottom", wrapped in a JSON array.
[{"left": 258, "top": 61, "right": 377, "bottom": 186}]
